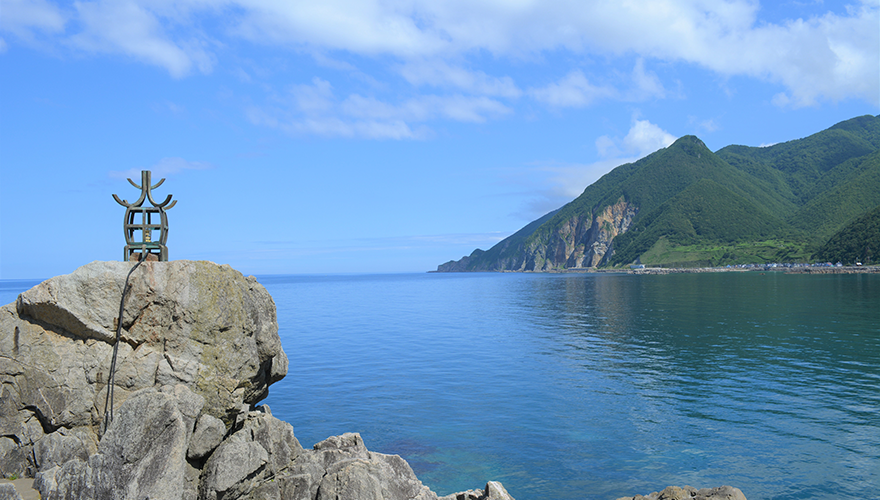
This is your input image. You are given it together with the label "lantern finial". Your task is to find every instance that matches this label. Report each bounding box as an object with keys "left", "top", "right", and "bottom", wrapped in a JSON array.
[{"left": 113, "top": 170, "right": 176, "bottom": 261}]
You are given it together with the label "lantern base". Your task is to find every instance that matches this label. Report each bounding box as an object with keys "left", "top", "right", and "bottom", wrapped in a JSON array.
[
  {"left": 128, "top": 252, "right": 161, "bottom": 262},
  {"left": 125, "top": 244, "right": 168, "bottom": 262}
]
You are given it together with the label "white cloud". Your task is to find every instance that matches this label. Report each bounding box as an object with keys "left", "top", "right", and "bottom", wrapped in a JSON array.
[
  {"left": 399, "top": 60, "right": 522, "bottom": 98},
  {"left": 69, "top": 0, "right": 218, "bottom": 78},
  {"left": 248, "top": 77, "right": 512, "bottom": 138},
  {"left": 629, "top": 58, "right": 666, "bottom": 100},
  {"left": 0, "top": 0, "right": 66, "bottom": 42},
  {"left": 530, "top": 59, "right": 670, "bottom": 108},
  {"left": 290, "top": 77, "right": 336, "bottom": 114},
  {"left": 594, "top": 119, "right": 677, "bottom": 159},
  {"left": 4, "top": 0, "right": 876, "bottom": 112},
  {"left": 530, "top": 70, "right": 617, "bottom": 107},
  {"left": 620, "top": 119, "right": 678, "bottom": 156},
  {"left": 216, "top": 0, "right": 877, "bottom": 105},
  {"left": 109, "top": 157, "right": 214, "bottom": 180},
  {"left": 718, "top": 3, "right": 880, "bottom": 107},
  {"left": 226, "top": 1, "right": 456, "bottom": 58},
  {"left": 518, "top": 118, "right": 677, "bottom": 214}
]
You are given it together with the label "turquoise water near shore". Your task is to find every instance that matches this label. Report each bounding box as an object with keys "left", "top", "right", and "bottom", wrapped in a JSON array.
[
  {"left": 3, "top": 272, "right": 878, "bottom": 499},
  {"left": 260, "top": 272, "right": 879, "bottom": 500}
]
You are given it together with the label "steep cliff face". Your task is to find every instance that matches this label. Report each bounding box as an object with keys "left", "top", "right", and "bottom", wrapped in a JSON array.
[
  {"left": 507, "top": 199, "right": 637, "bottom": 271},
  {"left": 436, "top": 200, "right": 637, "bottom": 272},
  {"left": 579, "top": 199, "right": 638, "bottom": 267}
]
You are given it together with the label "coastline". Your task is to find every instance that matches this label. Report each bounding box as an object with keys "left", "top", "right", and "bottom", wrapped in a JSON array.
[
  {"left": 624, "top": 265, "right": 879, "bottom": 275},
  {"left": 432, "top": 265, "right": 880, "bottom": 275}
]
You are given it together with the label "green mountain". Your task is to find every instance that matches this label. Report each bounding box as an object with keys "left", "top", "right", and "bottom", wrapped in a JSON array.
[
  {"left": 437, "top": 115, "right": 880, "bottom": 271},
  {"left": 813, "top": 204, "right": 880, "bottom": 265}
]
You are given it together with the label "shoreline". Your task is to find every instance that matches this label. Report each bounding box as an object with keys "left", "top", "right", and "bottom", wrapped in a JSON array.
[
  {"left": 433, "top": 265, "right": 880, "bottom": 275},
  {"left": 627, "top": 265, "right": 880, "bottom": 275}
]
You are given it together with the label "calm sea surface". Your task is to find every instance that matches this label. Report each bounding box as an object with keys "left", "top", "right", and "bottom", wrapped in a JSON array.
[{"left": 2, "top": 272, "right": 878, "bottom": 499}]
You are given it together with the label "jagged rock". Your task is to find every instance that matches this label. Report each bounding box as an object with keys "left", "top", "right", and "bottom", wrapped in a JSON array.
[
  {"left": 0, "top": 439, "right": 27, "bottom": 479},
  {"left": 440, "top": 481, "right": 515, "bottom": 500},
  {"left": 200, "top": 408, "right": 303, "bottom": 500},
  {"left": 615, "top": 485, "right": 747, "bottom": 500},
  {"left": 32, "top": 430, "right": 93, "bottom": 471},
  {"left": 188, "top": 414, "right": 227, "bottom": 460},
  {"left": 35, "top": 388, "right": 192, "bottom": 500},
  {"left": 284, "top": 432, "right": 438, "bottom": 500}
]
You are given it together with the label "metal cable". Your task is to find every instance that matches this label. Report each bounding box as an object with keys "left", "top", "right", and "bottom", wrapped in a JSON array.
[{"left": 103, "top": 250, "right": 147, "bottom": 433}]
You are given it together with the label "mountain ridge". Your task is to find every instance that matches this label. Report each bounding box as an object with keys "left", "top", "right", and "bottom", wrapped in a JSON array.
[{"left": 437, "top": 114, "right": 880, "bottom": 271}]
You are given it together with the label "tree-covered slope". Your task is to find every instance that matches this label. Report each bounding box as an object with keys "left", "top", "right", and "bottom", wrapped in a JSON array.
[
  {"left": 788, "top": 149, "right": 880, "bottom": 241},
  {"left": 608, "top": 178, "right": 791, "bottom": 266},
  {"left": 813, "top": 204, "right": 880, "bottom": 264},
  {"left": 716, "top": 115, "right": 880, "bottom": 203}
]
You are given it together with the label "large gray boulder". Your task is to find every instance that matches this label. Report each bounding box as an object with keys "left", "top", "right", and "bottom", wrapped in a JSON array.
[
  {"left": 281, "top": 432, "right": 438, "bottom": 500},
  {"left": 200, "top": 407, "right": 303, "bottom": 500},
  {"left": 0, "top": 260, "right": 287, "bottom": 476}
]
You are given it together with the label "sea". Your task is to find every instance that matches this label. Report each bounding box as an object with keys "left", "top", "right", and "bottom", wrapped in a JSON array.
[{"left": 2, "top": 271, "right": 878, "bottom": 500}]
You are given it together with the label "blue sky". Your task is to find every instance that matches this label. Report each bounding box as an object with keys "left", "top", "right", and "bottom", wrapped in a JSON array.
[{"left": 1, "top": 0, "right": 878, "bottom": 279}]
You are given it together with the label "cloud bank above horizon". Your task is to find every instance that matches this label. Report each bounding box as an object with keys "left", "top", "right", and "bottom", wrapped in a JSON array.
[{"left": 2, "top": 0, "right": 877, "bottom": 141}]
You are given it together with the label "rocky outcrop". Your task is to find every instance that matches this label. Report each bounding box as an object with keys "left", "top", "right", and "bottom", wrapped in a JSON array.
[
  {"left": 615, "top": 485, "right": 747, "bottom": 500},
  {"left": 1, "top": 260, "right": 513, "bottom": 500},
  {"left": 0, "top": 260, "right": 287, "bottom": 479},
  {"left": 435, "top": 250, "right": 485, "bottom": 273},
  {"left": 439, "top": 481, "right": 514, "bottom": 500},
  {"left": 510, "top": 198, "right": 638, "bottom": 271}
]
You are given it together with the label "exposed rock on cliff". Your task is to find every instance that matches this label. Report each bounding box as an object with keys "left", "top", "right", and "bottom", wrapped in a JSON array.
[
  {"left": 1, "top": 261, "right": 514, "bottom": 500},
  {"left": 437, "top": 199, "right": 636, "bottom": 272},
  {"left": 526, "top": 198, "right": 637, "bottom": 270}
]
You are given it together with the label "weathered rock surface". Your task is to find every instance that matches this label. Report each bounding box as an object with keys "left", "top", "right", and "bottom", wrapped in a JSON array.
[
  {"left": 615, "top": 485, "right": 747, "bottom": 500},
  {"left": 35, "top": 387, "right": 194, "bottom": 500},
  {"left": 285, "top": 432, "right": 438, "bottom": 500},
  {"left": 2, "top": 261, "right": 515, "bottom": 500},
  {"left": 439, "top": 481, "right": 515, "bottom": 500},
  {"left": 0, "top": 483, "right": 24, "bottom": 500},
  {"left": 0, "top": 260, "right": 286, "bottom": 477}
]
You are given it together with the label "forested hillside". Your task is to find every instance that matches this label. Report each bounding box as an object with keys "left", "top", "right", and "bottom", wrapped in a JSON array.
[{"left": 813, "top": 204, "right": 880, "bottom": 265}]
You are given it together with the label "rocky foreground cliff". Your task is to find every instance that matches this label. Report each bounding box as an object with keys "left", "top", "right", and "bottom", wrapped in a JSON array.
[{"left": 1, "top": 261, "right": 744, "bottom": 500}]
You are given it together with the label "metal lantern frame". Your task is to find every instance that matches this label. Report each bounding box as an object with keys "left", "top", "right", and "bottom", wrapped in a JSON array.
[{"left": 112, "top": 170, "right": 177, "bottom": 261}]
